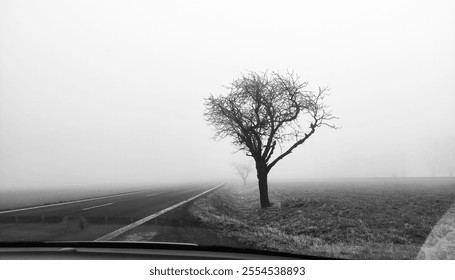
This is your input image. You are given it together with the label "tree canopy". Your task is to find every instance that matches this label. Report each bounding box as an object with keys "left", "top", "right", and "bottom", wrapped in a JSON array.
[
  {"left": 205, "top": 71, "right": 336, "bottom": 169},
  {"left": 204, "top": 71, "right": 337, "bottom": 207}
]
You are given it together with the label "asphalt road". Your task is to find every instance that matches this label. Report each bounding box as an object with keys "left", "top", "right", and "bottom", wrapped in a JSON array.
[{"left": 0, "top": 183, "right": 221, "bottom": 242}]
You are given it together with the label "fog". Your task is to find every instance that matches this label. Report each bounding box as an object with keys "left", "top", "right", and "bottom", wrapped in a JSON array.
[{"left": 1, "top": 0, "right": 454, "bottom": 189}]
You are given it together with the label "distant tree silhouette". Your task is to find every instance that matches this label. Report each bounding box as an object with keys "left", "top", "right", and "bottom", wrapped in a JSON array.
[
  {"left": 233, "top": 162, "right": 252, "bottom": 185},
  {"left": 204, "top": 71, "right": 338, "bottom": 208}
]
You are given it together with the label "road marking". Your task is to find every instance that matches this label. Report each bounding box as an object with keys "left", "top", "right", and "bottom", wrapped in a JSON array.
[
  {"left": 82, "top": 202, "right": 113, "bottom": 211},
  {"left": 95, "top": 182, "right": 227, "bottom": 241},
  {"left": 146, "top": 193, "right": 160, "bottom": 197},
  {"left": 0, "top": 190, "right": 153, "bottom": 215}
]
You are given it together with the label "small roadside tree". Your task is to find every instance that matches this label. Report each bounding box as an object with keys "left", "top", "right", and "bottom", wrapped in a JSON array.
[
  {"left": 204, "top": 71, "right": 337, "bottom": 208},
  {"left": 233, "top": 162, "right": 252, "bottom": 185}
]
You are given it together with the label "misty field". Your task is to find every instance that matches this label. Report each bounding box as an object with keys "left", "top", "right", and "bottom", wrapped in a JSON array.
[{"left": 188, "top": 178, "right": 455, "bottom": 259}]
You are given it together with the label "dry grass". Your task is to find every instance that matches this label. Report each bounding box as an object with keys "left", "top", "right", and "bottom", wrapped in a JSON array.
[{"left": 189, "top": 178, "right": 455, "bottom": 259}]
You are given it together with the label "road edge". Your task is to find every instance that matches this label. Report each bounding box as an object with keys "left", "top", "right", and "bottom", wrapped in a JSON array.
[{"left": 94, "top": 182, "right": 228, "bottom": 241}]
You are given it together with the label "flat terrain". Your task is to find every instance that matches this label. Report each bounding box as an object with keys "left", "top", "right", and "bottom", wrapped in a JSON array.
[
  {"left": 187, "top": 178, "right": 455, "bottom": 259},
  {"left": 4, "top": 178, "right": 454, "bottom": 259},
  {"left": 125, "top": 177, "right": 455, "bottom": 259}
]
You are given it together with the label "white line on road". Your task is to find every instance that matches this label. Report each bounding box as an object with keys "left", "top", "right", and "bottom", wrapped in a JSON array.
[
  {"left": 95, "top": 182, "right": 228, "bottom": 241},
  {"left": 0, "top": 190, "right": 153, "bottom": 215},
  {"left": 82, "top": 203, "right": 113, "bottom": 211},
  {"left": 146, "top": 193, "right": 160, "bottom": 197}
]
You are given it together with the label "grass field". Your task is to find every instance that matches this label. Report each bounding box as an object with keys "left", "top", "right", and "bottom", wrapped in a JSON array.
[{"left": 188, "top": 178, "right": 455, "bottom": 259}]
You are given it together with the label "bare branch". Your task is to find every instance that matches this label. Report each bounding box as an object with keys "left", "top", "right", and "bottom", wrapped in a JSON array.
[{"left": 204, "top": 70, "right": 338, "bottom": 174}]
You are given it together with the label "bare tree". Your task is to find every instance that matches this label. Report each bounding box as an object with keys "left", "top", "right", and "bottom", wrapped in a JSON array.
[
  {"left": 204, "top": 71, "right": 337, "bottom": 208},
  {"left": 233, "top": 162, "right": 252, "bottom": 185}
]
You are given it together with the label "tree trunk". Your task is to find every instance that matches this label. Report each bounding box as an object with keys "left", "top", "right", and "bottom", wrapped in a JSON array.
[
  {"left": 242, "top": 178, "right": 247, "bottom": 185},
  {"left": 256, "top": 161, "right": 271, "bottom": 208}
]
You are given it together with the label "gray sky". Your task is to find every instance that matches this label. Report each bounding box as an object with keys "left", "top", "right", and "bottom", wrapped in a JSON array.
[{"left": 1, "top": 0, "right": 454, "bottom": 188}]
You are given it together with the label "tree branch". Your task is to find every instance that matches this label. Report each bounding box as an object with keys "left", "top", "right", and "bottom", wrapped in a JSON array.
[{"left": 267, "top": 125, "right": 316, "bottom": 172}]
